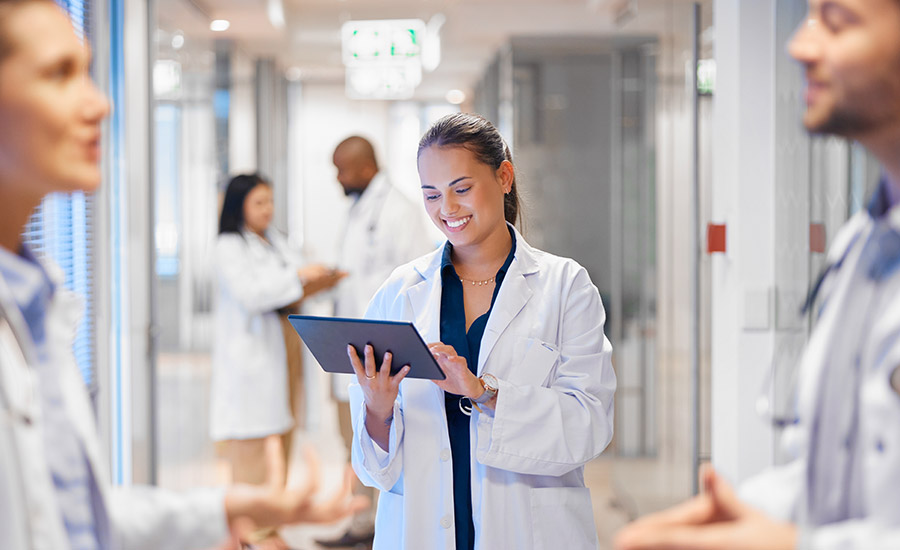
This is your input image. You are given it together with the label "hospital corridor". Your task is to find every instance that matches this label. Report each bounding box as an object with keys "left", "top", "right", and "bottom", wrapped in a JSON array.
[{"left": 1, "top": 0, "right": 898, "bottom": 549}]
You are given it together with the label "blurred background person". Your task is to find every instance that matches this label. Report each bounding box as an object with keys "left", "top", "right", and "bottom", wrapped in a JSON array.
[
  {"left": 211, "top": 173, "right": 346, "bottom": 548},
  {"left": 0, "top": 2, "right": 366, "bottom": 549},
  {"left": 616, "top": 0, "right": 900, "bottom": 548},
  {"left": 316, "top": 136, "right": 438, "bottom": 548}
]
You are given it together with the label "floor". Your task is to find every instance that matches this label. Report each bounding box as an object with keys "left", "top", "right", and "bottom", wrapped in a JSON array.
[{"left": 156, "top": 353, "right": 689, "bottom": 550}]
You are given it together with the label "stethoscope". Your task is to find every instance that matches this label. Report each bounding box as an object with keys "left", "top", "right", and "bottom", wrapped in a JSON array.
[
  {"left": 757, "top": 217, "right": 900, "bottom": 427},
  {"left": 756, "top": 230, "right": 863, "bottom": 428}
]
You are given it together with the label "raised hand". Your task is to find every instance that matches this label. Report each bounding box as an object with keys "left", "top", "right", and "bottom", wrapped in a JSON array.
[
  {"left": 297, "top": 265, "right": 348, "bottom": 298},
  {"left": 614, "top": 466, "right": 796, "bottom": 550},
  {"left": 224, "top": 447, "right": 369, "bottom": 548}
]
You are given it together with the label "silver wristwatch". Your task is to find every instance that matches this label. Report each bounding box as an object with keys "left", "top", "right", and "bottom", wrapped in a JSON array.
[{"left": 473, "top": 373, "right": 499, "bottom": 404}]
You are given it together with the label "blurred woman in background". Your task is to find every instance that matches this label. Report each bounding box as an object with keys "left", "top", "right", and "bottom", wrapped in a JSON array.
[
  {"left": 0, "top": 2, "right": 364, "bottom": 548},
  {"left": 212, "top": 174, "right": 345, "bottom": 499}
]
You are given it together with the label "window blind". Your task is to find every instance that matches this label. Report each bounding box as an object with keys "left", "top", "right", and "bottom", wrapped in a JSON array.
[{"left": 21, "top": 0, "right": 96, "bottom": 390}]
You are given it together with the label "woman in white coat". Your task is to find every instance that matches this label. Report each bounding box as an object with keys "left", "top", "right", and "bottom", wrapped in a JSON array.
[
  {"left": 0, "top": 2, "right": 365, "bottom": 549},
  {"left": 347, "top": 113, "right": 617, "bottom": 550},
  {"left": 212, "top": 173, "right": 344, "bottom": 486}
]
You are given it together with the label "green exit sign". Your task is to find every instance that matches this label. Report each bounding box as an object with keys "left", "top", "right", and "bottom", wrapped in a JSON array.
[{"left": 342, "top": 19, "right": 426, "bottom": 66}]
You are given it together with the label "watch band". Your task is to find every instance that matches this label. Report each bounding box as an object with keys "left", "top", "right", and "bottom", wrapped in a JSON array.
[{"left": 473, "top": 373, "right": 498, "bottom": 404}]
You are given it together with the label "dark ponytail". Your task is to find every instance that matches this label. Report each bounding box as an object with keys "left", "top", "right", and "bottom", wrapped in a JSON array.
[{"left": 418, "top": 113, "right": 521, "bottom": 226}]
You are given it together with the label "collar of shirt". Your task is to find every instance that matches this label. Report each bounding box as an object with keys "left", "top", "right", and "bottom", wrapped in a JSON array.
[
  {"left": 0, "top": 245, "right": 55, "bottom": 356},
  {"left": 440, "top": 225, "right": 517, "bottom": 281},
  {"left": 858, "top": 177, "right": 900, "bottom": 282},
  {"left": 347, "top": 173, "right": 390, "bottom": 216}
]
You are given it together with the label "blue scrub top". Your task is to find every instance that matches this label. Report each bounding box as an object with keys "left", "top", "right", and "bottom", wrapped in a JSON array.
[{"left": 439, "top": 227, "right": 516, "bottom": 550}]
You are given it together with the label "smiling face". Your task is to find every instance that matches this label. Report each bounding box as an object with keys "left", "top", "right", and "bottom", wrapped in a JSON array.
[
  {"left": 243, "top": 183, "right": 274, "bottom": 236},
  {"left": 418, "top": 145, "right": 513, "bottom": 251},
  {"left": 789, "top": 0, "right": 900, "bottom": 140},
  {"left": 0, "top": 1, "right": 110, "bottom": 200}
]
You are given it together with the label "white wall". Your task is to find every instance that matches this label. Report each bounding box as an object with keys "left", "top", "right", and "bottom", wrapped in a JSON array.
[
  {"left": 711, "top": 0, "right": 779, "bottom": 483},
  {"left": 286, "top": 83, "right": 442, "bottom": 428},
  {"left": 229, "top": 51, "right": 257, "bottom": 175},
  {"left": 288, "top": 83, "right": 391, "bottom": 262}
]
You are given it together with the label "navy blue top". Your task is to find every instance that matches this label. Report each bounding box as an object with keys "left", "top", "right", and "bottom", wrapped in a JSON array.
[{"left": 439, "top": 227, "right": 516, "bottom": 550}]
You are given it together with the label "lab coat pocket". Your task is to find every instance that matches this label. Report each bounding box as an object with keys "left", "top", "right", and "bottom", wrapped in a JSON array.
[
  {"left": 510, "top": 337, "right": 560, "bottom": 388},
  {"left": 530, "top": 486, "right": 598, "bottom": 550}
]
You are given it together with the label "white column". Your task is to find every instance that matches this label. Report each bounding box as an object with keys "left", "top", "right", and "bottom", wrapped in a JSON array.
[{"left": 711, "top": 0, "right": 778, "bottom": 483}]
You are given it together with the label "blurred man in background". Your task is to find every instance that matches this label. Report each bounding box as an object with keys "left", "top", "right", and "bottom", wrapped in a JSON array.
[
  {"left": 617, "top": 0, "right": 900, "bottom": 548},
  {"left": 317, "top": 136, "right": 437, "bottom": 548}
]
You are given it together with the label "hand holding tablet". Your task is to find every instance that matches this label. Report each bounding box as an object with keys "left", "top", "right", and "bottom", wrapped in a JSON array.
[{"left": 287, "top": 315, "right": 446, "bottom": 380}]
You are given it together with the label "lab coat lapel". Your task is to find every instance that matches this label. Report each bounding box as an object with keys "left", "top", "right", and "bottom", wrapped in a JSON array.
[
  {"left": 478, "top": 231, "right": 539, "bottom": 375},
  {"left": 407, "top": 252, "right": 446, "bottom": 408},
  {"left": 408, "top": 250, "right": 443, "bottom": 344}
]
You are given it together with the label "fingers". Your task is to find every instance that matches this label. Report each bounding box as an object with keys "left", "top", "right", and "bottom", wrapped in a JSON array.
[
  {"left": 378, "top": 351, "right": 392, "bottom": 381},
  {"left": 349, "top": 344, "right": 408, "bottom": 383},
  {"left": 301, "top": 446, "right": 322, "bottom": 496},
  {"left": 624, "top": 495, "right": 715, "bottom": 532},
  {"left": 616, "top": 522, "right": 732, "bottom": 550},
  {"left": 392, "top": 364, "right": 411, "bottom": 386},
  {"left": 347, "top": 345, "right": 366, "bottom": 382},
  {"left": 263, "top": 435, "right": 286, "bottom": 490},
  {"left": 705, "top": 470, "right": 747, "bottom": 520},
  {"left": 701, "top": 464, "right": 717, "bottom": 495},
  {"left": 363, "top": 344, "right": 376, "bottom": 379},
  {"left": 428, "top": 342, "right": 457, "bottom": 359}
]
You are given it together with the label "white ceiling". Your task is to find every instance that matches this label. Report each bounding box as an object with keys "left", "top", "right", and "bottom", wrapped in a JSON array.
[{"left": 157, "top": 0, "right": 699, "bottom": 101}]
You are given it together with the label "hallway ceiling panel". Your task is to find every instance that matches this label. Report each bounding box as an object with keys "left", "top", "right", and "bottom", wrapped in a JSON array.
[{"left": 170, "top": 0, "right": 695, "bottom": 101}]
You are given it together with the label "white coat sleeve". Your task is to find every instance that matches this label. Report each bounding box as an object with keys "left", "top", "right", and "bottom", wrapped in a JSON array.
[
  {"left": 215, "top": 236, "right": 303, "bottom": 314},
  {"left": 347, "top": 289, "right": 406, "bottom": 494},
  {"left": 475, "top": 267, "right": 617, "bottom": 477},
  {"left": 798, "top": 522, "right": 900, "bottom": 549},
  {"left": 108, "top": 486, "right": 229, "bottom": 550},
  {"left": 739, "top": 458, "right": 806, "bottom": 521}
]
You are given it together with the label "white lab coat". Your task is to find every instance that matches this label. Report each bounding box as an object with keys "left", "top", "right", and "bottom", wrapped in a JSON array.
[
  {"left": 348, "top": 226, "right": 616, "bottom": 550},
  {"left": 332, "top": 173, "right": 439, "bottom": 400},
  {"left": 0, "top": 261, "right": 227, "bottom": 550},
  {"left": 740, "top": 191, "right": 900, "bottom": 548},
  {"left": 210, "top": 229, "right": 304, "bottom": 441}
]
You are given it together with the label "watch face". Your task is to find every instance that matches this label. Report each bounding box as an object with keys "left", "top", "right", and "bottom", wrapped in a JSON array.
[{"left": 482, "top": 373, "right": 499, "bottom": 393}]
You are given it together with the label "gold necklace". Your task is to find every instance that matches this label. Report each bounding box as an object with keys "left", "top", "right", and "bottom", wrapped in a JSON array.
[{"left": 458, "top": 275, "right": 495, "bottom": 286}]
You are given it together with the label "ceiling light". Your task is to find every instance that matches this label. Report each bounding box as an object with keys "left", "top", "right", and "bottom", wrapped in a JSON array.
[
  {"left": 210, "top": 19, "right": 230, "bottom": 32},
  {"left": 422, "top": 14, "right": 445, "bottom": 72},
  {"left": 267, "top": 0, "right": 285, "bottom": 29},
  {"left": 446, "top": 89, "right": 466, "bottom": 105},
  {"left": 171, "top": 33, "right": 184, "bottom": 50}
]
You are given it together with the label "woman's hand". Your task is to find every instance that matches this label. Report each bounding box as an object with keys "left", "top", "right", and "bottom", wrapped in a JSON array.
[
  {"left": 348, "top": 344, "right": 410, "bottom": 450},
  {"left": 297, "top": 265, "right": 347, "bottom": 298},
  {"left": 429, "top": 343, "right": 484, "bottom": 400},
  {"left": 224, "top": 448, "right": 369, "bottom": 548}
]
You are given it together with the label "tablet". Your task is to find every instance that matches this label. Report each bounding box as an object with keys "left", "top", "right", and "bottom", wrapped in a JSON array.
[{"left": 287, "top": 315, "right": 446, "bottom": 380}]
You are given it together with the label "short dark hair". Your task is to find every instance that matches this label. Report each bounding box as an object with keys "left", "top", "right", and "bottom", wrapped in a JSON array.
[
  {"left": 218, "top": 173, "right": 269, "bottom": 234},
  {"left": 417, "top": 112, "right": 521, "bottom": 226}
]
